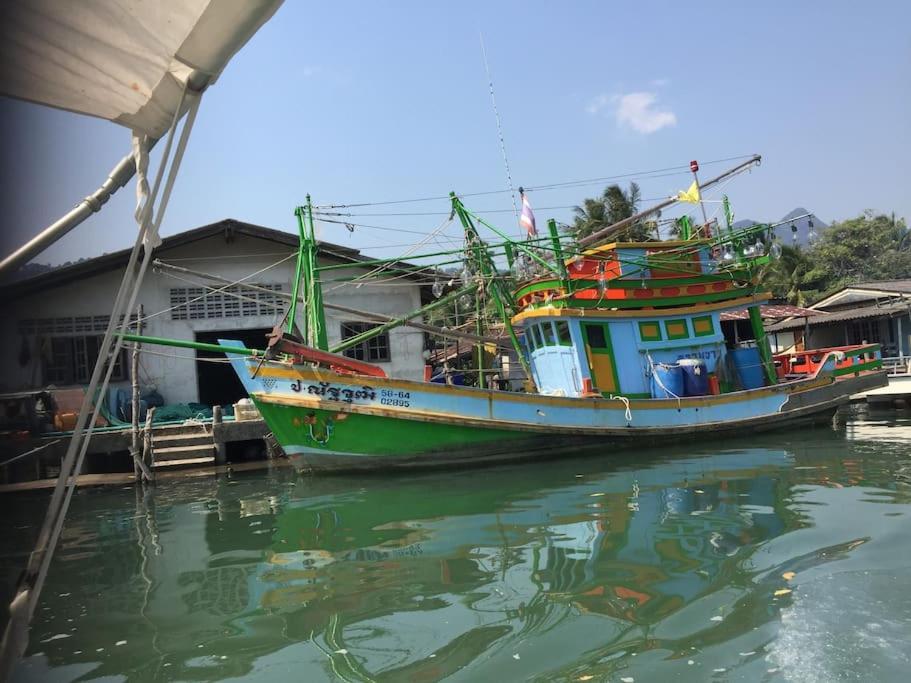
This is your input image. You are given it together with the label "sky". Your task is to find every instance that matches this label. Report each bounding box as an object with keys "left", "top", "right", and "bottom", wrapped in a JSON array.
[{"left": 1, "top": 0, "right": 909, "bottom": 266}]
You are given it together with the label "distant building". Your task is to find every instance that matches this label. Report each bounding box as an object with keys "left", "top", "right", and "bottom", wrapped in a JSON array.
[
  {"left": 766, "top": 280, "right": 911, "bottom": 358},
  {"left": 0, "top": 220, "right": 428, "bottom": 408}
]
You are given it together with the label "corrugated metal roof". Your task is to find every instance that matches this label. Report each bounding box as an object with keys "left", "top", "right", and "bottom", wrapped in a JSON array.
[
  {"left": 0, "top": 219, "right": 428, "bottom": 296},
  {"left": 720, "top": 304, "right": 820, "bottom": 321},
  {"left": 850, "top": 280, "right": 911, "bottom": 294},
  {"left": 766, "top": 300, "right": 911, "bottom": 332}
]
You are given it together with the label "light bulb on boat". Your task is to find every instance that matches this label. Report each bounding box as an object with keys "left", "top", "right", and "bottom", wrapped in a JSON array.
[
  {"left": 432, "top": 280, "right": 444, "bottom": 298},
  {"left": 459, "top": 294, "right": 473, "bottom": 308},
  {"left": 721, "top": 246, "right": 736, "bottom": 264},
  {"left": 753, "top": 239, "right": 765, "bottom": 256},
  {"left": 573, "top": 258, "right": 585, "bottom": 272},
  {"left": 770, "top": 241, "right": 782, "bottom": 260}
]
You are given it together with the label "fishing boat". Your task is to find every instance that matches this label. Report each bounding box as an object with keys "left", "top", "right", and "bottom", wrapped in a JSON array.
[{"left": 145, "top": 167, "right": 886, "bottom": 472}]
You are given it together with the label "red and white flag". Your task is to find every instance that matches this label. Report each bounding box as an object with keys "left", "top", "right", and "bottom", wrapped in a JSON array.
[{"left": 519, "top": 189, "right": 537, "bottom": 237}]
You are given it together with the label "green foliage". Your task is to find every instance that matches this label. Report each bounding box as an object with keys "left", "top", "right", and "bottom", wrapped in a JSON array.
[
  {"left": 761, "top": 244, "right": 819, "bottom": 306},
  {"left": 761, "top": 211, "right": 910, "bottom": 303},
  {"left": 570, "top": 182, "right": 653, "bottom": 242}
]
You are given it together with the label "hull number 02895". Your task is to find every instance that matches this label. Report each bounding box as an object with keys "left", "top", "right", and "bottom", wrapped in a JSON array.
[{"left": 380, "top": 389, "right": 411, "bottom": 408}]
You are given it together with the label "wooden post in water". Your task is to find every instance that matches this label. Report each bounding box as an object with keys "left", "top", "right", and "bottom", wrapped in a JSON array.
[
  {"left": 142, "top": 407, "right": 155, "bottom": 475},
  {"left": 130, "top": 330, "right": 141, "bottom": 480},
  {"left": 213, "top": 405, "right": 227, "bottom": 466}
]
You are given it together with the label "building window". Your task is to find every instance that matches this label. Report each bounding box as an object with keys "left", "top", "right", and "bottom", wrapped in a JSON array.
[
  {"left": 168, "top": 284, "right": 284, "bottom": 320},
  {"left": 849, "top": 319, "right": 881, "bottom": 345},
  {"left": 340, "top": 322, "right": 390, "bottom": 362},
  {"left": 19, "top": 314, "right": 139, "bottom": 336},
  {"left": 43, "top": 335, "right": 128, "bottom": 385}
]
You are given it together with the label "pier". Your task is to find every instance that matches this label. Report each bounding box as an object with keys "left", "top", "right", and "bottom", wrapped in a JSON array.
[{"left": 0, "top": 413, "right": 276, "bottom": 488}]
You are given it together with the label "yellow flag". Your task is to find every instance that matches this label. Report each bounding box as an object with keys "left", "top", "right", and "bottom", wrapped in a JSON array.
[{"left": 676, "top": 181, "right": 701, "bottom": 204}]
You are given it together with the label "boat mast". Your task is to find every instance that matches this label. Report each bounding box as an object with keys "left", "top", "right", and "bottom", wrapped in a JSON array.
[
  {"left": 291, "top": 195, "right": 329, "bottom": 349},
  {"left": 450, "top": 194, "right": 535, "bottom": 388}
]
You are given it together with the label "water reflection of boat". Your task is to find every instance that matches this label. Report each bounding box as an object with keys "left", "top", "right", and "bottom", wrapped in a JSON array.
[{"left": 19, "top": 437, "right": 901, "bottom": 680}]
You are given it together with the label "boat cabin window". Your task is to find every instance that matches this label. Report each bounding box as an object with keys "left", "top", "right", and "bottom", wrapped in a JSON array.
[
  {"left": 540, "top": 323, "right": 556, "bottom": 347},
  {"left": 585, "top": 324, "right": 608, "bottom": 350},
  {"left": 525, "top": 327, "right": 538, "bottom": 351},
  {"left": 529, "top": 325, "right": 542, "bottom": 349},
  {"left": 556, "top": 321, "right": 572, "bottom": 346}
]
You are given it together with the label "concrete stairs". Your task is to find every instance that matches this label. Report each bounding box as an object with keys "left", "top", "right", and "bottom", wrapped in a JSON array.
[{"left": 150, "top": 426, "right": 215, "bottom": 469}]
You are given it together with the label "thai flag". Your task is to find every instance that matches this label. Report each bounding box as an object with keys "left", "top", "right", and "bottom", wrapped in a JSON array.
[{"left": 519, "top": 189, "right": 537, "bottom": 237}]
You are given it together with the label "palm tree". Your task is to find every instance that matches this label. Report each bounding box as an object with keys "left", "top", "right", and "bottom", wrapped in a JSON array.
[
  {"left": 571, "top": 182, "right": 651, "bottom": 242},
  {"left": 762, "top": 245, "right": 815, "bottom": 305}
]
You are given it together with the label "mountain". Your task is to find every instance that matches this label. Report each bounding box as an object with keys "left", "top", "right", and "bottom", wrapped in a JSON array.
[{"left": 732, "top": 208, "right": 828, "bottom": 248}]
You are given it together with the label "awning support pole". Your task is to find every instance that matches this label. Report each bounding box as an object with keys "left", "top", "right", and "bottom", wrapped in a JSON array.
[{"left": 0, "top": 152, "right": 139, "bottom": 277}]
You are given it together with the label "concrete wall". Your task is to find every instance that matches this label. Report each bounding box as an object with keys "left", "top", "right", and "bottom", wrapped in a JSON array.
[{"left": 0, "top": 232, "right": 424, "bottom": 404}]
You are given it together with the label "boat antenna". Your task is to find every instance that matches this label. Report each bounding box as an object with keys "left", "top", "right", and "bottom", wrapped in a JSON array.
[{"left": 479, "top": 33, "right": 520, "bottom": 230}]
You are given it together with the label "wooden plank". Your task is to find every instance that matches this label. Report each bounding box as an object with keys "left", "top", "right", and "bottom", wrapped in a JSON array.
[{"left": 152, "top": 456, "right": 215, "bottom": 468}]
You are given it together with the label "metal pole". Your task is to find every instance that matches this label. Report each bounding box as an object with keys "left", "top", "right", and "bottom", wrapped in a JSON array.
[
  {"left": 579, "top": 155, "right": 762, "bottom": 248},
  {"left": 690, "top": 160, "right": 710, "bottom": 228},
  {"left": 749, "top": 305, "right": 778, "bottom": 385},
  {"left": 130, "top": 309, "right": 142, "bottom": 480},
  {"left": 287, "top": 207, "right": 308, "bottom": 336},
  {"left": 305, "top": 195, "right": 328, "bottom": 350},
  {"left": 0, "top": 153, "right": 139, "bottom": 277}
]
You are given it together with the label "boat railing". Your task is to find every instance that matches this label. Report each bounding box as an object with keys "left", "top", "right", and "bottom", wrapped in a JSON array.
[
  {"left": 773, "top": 344, "right": 883, "bottom": 380},
  {"left": 880, "top": 356, "right": 911, "bottom": 377}
]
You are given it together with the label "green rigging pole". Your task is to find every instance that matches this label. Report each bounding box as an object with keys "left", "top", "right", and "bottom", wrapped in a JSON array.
[
  {"left": 292, "top": 195, "right": 329, "bottom": 350},
  {"left": 288, "top": 206, "right": 308, "bottom": 337},
  {"left": 450, "top": 193, "right": 535, "bottom": 389},
  {"left": 306, "top": 196, "right": 329, "bottom": 350}
]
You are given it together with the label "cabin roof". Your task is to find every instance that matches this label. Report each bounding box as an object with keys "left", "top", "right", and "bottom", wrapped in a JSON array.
[{"left": 1, "top": 219, "right": 428, "bottom": 297}]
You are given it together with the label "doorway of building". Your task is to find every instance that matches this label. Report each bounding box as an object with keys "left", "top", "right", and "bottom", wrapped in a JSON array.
[{"left": 195, "top": 328, "right": 271, "bottom": 408}]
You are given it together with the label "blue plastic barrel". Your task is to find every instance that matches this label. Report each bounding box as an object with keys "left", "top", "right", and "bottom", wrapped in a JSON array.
[
  {"left": 731, "top": 347, "right": 765, "bottom": 390},
  {"left": 678, "top": 359, "right": 709, "bottom": 396},
  {"left": 650, "top": 363, "right": 685, "bottom": 398}
]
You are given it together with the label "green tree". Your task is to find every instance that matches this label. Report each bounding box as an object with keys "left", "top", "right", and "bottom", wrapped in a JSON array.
[
  {"left": 571, "top": 182, "right": 651, "bottom": 242},
  {"left": 761, "top": 244, "right": 818, "bottom": 305},
  {"left": 804, "top": 211, "right": 910, "bottom": 295}
]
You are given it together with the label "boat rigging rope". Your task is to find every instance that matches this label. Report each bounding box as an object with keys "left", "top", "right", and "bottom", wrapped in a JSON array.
[
  {"left": 0, "top": 83, "right": 205, "bottom": 678},
  {"left": 323, "top": 214, "right": 454, "bottom": 294},
  {"left": 314, "top": 154, "right": 757, "bottom": 209}
]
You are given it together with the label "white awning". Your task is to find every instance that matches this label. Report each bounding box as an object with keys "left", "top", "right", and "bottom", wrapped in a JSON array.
[{"left": 0, "top": 0, "right": 282, "bottom": 138}]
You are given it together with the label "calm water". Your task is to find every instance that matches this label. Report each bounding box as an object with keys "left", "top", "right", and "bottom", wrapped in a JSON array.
[{"left": 3, "top": 407, "right": 911, "bottom": 682}]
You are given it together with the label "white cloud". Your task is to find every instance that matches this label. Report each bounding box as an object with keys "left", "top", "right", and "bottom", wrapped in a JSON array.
[
  {"left": 614, "top": 92, "right": 676, "bottom": 134},
  {"left": 586, "top": 94, "right": 611, "bottom": 115}
]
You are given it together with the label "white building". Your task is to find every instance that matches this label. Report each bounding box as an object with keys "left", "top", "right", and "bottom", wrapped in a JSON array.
[{"left": 0, "top": 219, "right": 428, "bottom": 408}]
